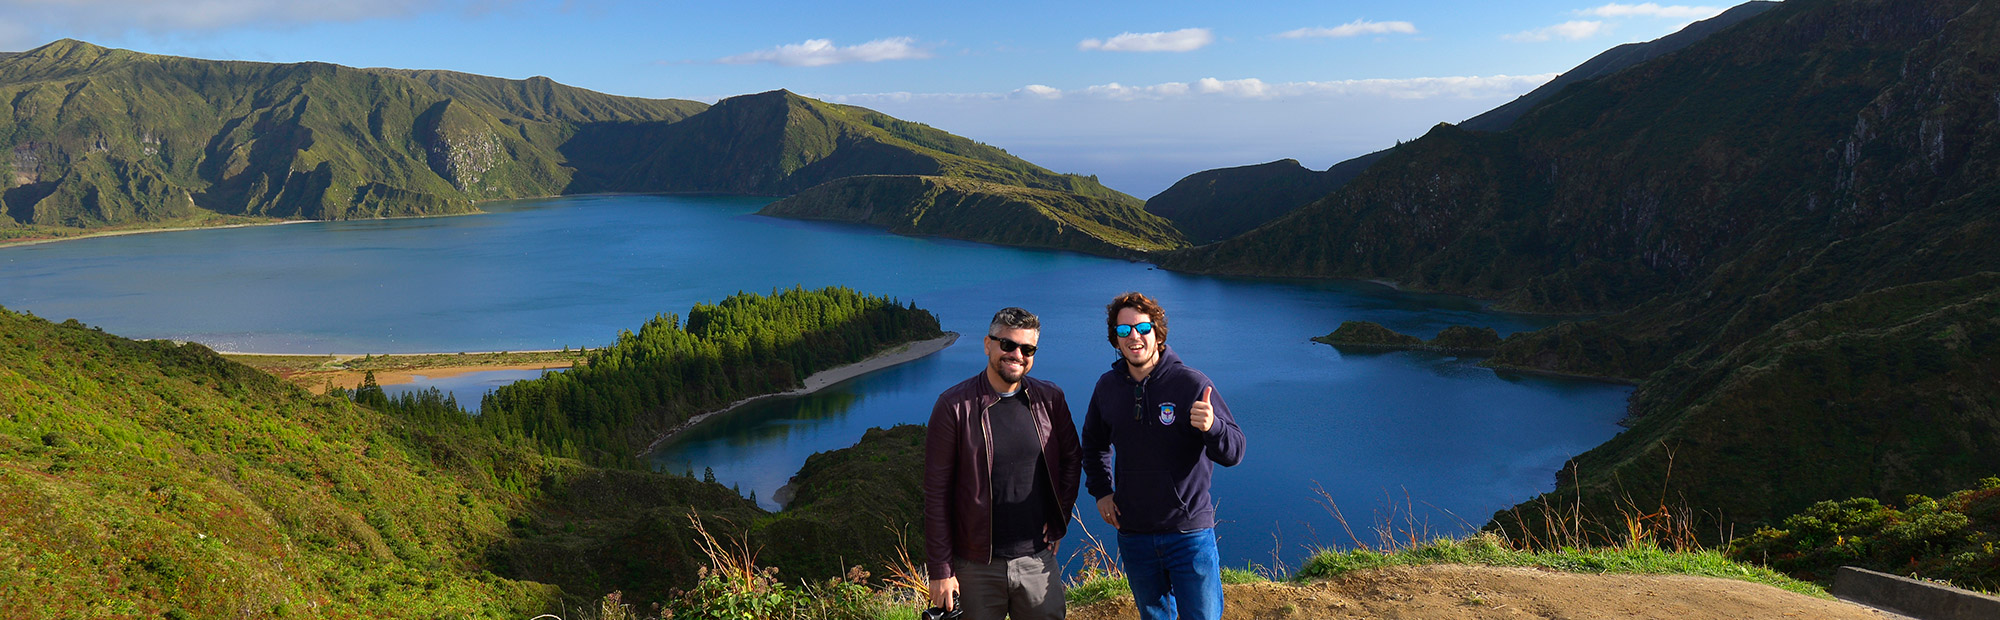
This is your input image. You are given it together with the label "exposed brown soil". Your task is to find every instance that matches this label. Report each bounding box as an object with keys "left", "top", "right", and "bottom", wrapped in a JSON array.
[{"left": 1069, "top": 565, "right": 1899, "bottom": 619}]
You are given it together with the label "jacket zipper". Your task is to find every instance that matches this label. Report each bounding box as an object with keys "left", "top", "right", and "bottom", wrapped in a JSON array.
[{"left": 981, "top": 394, "right": 995, "bottom": 564}]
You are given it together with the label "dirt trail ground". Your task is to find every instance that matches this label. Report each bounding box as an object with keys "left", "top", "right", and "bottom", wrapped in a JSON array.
[{"left": 1071, "top": 565, "right": 1902, "bottom": 619}]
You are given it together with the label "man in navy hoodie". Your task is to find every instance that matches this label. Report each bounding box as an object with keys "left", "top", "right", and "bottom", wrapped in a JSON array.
[{"left": 1082, "top": 292, "right": 1245, "bottom": 620}]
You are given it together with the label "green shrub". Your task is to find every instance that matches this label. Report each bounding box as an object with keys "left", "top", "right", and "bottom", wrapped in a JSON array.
[{"left": 1729, "top": 477, "right": 2000, "bottom": 591}]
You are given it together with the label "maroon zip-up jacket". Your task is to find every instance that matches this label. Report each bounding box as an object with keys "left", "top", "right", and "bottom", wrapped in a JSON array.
[{"left": 924, "top": 371, "right": 1082, "bottom": 579}]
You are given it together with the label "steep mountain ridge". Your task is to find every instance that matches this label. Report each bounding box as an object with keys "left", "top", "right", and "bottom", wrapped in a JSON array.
[
  {"left": 1142, "top": 1, "right": 1779, "bottom": 245},
  {"left": 1142, "top": 156, "right": 1380, "bottom": 244},
  {"left": 1172, "top": 0, "right": 2000, "bottom": 535},
  {"left": 1458, "top": 1, "right": 1779, "bottom": 132},
  {"left": 0, "top": 39, "right": 705, "bottom": 228},
  {"left": 2, "top": 41, "right": 1136, "bottom": 240},
  {"left": 592, "top": 89, "right": 1135, "bottom": 203},
  {"left": 758, "top": 174, "right": 1185, "bottom": 258}
]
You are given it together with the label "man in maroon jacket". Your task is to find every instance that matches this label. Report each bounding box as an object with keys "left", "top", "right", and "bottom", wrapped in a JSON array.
[{"left": 925, "top": 307, "right": 1082, "bottom": 619}]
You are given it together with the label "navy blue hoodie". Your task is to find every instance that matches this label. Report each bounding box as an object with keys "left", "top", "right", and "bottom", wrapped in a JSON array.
[{"left": 1081, "top": 344, "right": 1246, "bottom": 533}]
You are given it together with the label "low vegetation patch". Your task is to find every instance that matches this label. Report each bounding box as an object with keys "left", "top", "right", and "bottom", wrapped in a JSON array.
[
  {"left": 1298, "top": 535, "right": 1825, "bottom": 597},
  {"left": 1729, "top": 477, "right": 2000, "bottom": 592}
]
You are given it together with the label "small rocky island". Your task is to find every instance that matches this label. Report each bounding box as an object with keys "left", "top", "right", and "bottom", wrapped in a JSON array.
[{"left": 1313, "top": 321, "right": 1502, "bottom": 356}]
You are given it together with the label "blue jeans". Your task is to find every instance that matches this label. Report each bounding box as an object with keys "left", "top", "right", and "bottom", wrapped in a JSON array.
[{"left": 1117, "top": 529, "right": 1222, "bottom": 620}]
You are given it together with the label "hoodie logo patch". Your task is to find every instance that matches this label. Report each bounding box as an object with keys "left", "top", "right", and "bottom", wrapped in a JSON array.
[{"left": 1158, "top": 402, "right": 1176, "bottom": 425}]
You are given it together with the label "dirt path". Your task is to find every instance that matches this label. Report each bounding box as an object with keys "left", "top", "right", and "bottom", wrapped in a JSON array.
[{"left": 1070, "top": 565, "right": 1899, "bottom": 619}]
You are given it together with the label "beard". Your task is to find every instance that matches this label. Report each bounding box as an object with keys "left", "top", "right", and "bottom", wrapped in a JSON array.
[
  {"left": 1121, "top": 345, "right": 1156, "bottom": 366},
  {"left": 992, "top": 359, "right": 1027, "bottom": 384}
]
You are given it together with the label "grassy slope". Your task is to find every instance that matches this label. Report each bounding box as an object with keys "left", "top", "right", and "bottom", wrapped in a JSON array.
[
  {"left": 758, "top": 174, "right": 1186, "bottom": 258},
  {"left": 0, "top": 307, "right": 558, "bottom": 617},
  {"left": 1496, "top": 273, "right": 2000, "bottom": 538},
  {"left": 0, "top": 304, "right": 811, "bottom": 616},
  {"left": 755, "top": 424, "right": 928, "bottom": 583}
]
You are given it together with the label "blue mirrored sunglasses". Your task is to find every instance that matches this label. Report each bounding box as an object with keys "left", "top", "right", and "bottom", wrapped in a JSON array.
[{"left": 1115, "top": 322, "right": 1155, "bottom": 339}]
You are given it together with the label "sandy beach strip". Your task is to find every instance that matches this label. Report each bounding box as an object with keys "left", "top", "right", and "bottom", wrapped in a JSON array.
[
  {"left": 290, "top": 362, "right": 578, "bottom": 394},
  {"left": 639, "top": 332, "right": 960, "bottom": 455},
  {"left": 0, "top": 219, "right": 316, "bottom": 249}
]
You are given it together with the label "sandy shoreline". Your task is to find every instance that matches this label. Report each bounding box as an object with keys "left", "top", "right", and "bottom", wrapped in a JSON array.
[
  {"left": 0, "top": 219, "right": 318, "bottom": 249},
  {"left": 638, "top": 332, "right": 960, "bottom": 456},
  {"left": 293, "top": 361, "right": 578, "bottom": 393}
]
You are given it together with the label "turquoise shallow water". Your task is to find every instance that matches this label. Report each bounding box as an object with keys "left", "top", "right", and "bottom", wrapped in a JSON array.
[{"left": 0, "top": 195, "right": 1629, "bottom": 572}]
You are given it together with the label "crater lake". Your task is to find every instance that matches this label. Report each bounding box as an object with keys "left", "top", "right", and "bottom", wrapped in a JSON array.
[{"left": 0, "top": 194, "right": 1630, "bottom": 571}]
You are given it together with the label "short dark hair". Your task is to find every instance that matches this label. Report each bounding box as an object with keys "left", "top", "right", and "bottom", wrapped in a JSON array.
[
  {"left": 1105, "top": 292, "right": 1167, "bottom": 345},
  {"left": 989, "top": 307, "right": 1040, "bottom": 336}
]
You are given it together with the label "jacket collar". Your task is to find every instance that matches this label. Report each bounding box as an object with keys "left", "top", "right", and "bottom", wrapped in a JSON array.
[{"left": 970, "top": 369, "right": 1042, "bottom": 407}]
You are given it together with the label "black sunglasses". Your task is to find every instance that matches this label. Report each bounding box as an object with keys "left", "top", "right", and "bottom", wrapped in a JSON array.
[
  {"left": 988, "top": 335, "right": 1038, "bottom": 357},
  {"left": 1115, "top": 322, "right": 1155, "bottom": 338}
]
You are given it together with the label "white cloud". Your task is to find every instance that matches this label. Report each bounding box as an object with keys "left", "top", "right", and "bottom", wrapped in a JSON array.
[
  {"left": 0, "top": 0, "right": 485, "bottom": 34},
  {"left": 1274, "top": 20, "right": 1418, "bottom": 39},
  {"left": 1576, "top": 3, "right": 1726, "bottom": 19},
  {"left": 717, "top": 37, "right": 931, "bottom": 67},
  {"left": 820, "top": 73, "right": 1558, "bottom": 104},
  {"left": 1016, "top": 84, "right": 1062, "bottom": 99},
  {"left": 1078, "top": 28, "right": 1213, "bottom": 53},
  {"left": 1503, "top": 20, "right": 1605, "bottom": 42}
]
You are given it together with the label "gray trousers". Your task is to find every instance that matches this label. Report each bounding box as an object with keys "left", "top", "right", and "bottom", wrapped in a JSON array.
[{"left": 951, "top": 547, "right": 1066, "bottom": 620}]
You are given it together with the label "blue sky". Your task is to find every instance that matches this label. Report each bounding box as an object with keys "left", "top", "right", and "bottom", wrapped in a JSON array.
[{"left": 0, "top": 0, "right": 1751, "bottom": 197}]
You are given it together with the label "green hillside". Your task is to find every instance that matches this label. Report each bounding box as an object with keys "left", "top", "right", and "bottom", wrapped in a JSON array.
[
  {"left": 757, "top": 174, "right": 1186, "bottom": 258},
  {"left": 1143, "top": 158, "right": 1357, "bottom": 244},
  {"left": 1168, "top": 0, "right": 2000, "bottom": 538},
  {"left": 1457, "top": 1, "right": 1778, "bottom": 132},
  {"left": 0, "top": 287, "right": 945, "bottom": 615},
  {"left": 2, "top": 42, "right": 1145, "bottom": 246},
  {"left": 0, "top": 306, "right": 575, "bottom": 617},
  {"left": 756, "top": 424, "right": 928, "bottom": 582},
  {"left": 1142, "top": 3, "right": 1771, "bottom": 246},
  {"left": 576, "top": 89, "right": 1137, "bottom": 204},
  {"left": 1497, "top": 274, "right": 2000, "bottom": 541},
  {"left": 0, "top": 39, "right": 702, "bottom": 235}
]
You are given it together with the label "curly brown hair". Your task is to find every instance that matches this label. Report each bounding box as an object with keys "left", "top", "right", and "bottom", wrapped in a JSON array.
[{"left": 1104, "top": 291, "right": 1167, "bottom": 346}]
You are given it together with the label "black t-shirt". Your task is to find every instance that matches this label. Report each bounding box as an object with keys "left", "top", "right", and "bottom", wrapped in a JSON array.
[{"left": 988, "top": 392, "right": 1053, "bottom": 558}]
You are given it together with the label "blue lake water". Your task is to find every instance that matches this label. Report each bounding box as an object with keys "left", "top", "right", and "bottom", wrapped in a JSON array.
[{"left": 0, "top": 195, "right": 1629, "bottom": 573}]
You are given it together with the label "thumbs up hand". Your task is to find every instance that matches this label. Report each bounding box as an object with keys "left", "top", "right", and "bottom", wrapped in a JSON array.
[{"left": 1190, "top": 386, "right": 1215, "bottom": 432}]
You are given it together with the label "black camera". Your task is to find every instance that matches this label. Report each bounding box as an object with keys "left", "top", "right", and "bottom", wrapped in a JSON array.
[{"left": 921, "top": 592, "right": 963, "bottom": 620}]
